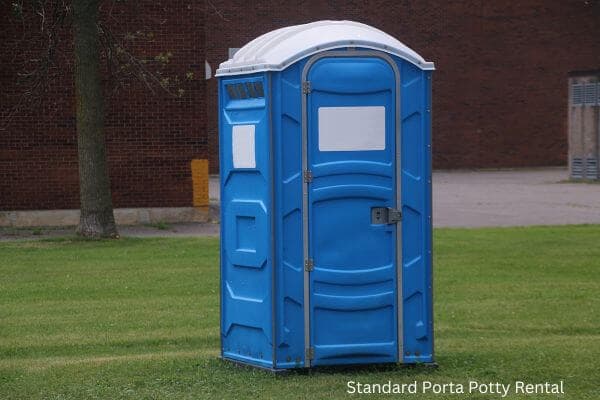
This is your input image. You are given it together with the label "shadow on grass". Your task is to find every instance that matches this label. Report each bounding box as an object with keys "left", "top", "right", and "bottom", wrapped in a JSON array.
[{"left": 219, "top": 356, "right": 438, "bottom": 377}]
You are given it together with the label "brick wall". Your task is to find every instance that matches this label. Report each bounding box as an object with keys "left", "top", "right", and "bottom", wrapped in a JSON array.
[
  {"left": 206, "top": 0, "right": 600, "bottom": 171},
  {"left": 2, "top": 1, "right": 599, "bottom": 211},
  {"left": 0, "top": 1, "right": 206, "bottom": 210}
]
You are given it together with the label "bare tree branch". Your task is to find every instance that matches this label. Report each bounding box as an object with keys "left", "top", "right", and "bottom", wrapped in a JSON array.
[
  {"left": 2, "top": 0, "right": 190, "bottom": 130},
  {"left": 206, "top": 0, "right": 229, "bottom": 22},
  {"left": 1, "top": 0, "right": 71, "bottom": 130},
  {"left": 97, "top": 21, "right": 180, "bottom": 97}
]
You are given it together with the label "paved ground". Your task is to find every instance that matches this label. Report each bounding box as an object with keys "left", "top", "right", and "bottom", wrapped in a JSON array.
[
  {"left": 211, "top": 168, "right": 600, "bottom": 227},
  {"left": 433, "top": 168, "right": 600, "bottom": 227},
  {"left": 0, "top": 222, "right": 220, "bottom": 241},
  {"left": 2, "top": 168, "right": 599, "bottom": 240}
]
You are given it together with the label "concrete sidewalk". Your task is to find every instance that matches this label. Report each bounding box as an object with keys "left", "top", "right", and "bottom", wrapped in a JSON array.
[
  {"left": 2, "top": 168, "right": 599, "bottom": 240},
  {"left": 433, "top": 168, "right": 600, "bottom": 227},
  {"left": 211, "top": 168, "right": 600, "bottom": 228}
]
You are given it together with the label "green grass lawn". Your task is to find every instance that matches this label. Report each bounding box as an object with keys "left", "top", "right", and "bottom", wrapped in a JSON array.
[{"left": 1, "top": 226, "right": 599, "bottom": 399}]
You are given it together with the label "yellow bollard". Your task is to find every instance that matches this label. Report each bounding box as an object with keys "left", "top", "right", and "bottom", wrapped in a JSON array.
[{"left": 191, "top": 159, "right": 209, "bottom": 207}]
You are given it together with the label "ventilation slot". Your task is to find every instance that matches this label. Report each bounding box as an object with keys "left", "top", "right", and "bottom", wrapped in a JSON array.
[
  {"left": 225, "top": 81, "right": 265, "bottom": 100},
  {"left": 584, "top": 83, "right": 597, "bottom": 105},
  {"left": 245, "top": 82, "right": 258, "bottom": 98},
  {"left": 253, "top": 82, "right": 264, "bottom": 97},
  {"left": 585, "top": 158, "right": 598, "bottom": 179},
  {"left": 571, "top": 158, "right": 583, "bottom": 179},
  {"left": 571, "top": 84, "right": 583, "bottom": 106},
  {"left": 235, "top": 83, "right": 248, "bottom": 99},
  {"left": 225, "top": 84, "right": 238, "bottom": 99}
]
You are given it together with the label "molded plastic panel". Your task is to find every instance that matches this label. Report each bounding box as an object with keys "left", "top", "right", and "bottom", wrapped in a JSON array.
[
  {"left": 400, "top": 62, "right": 433, "bottom": 363},
  {"left": 307, "top": 57, "right": 398, "bottom": 365},
  {"left": 272, "top": 62, "right": 307, "bottom": 368},
  {"left": 216, "top": 20, "right": 435, "bottom": 76},
  {"left": 219, "top": 73, "right": 274, "bottom": 368}
]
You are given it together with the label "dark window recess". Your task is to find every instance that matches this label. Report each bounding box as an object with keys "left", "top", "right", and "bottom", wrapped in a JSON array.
[
  {"left": 235, "top": 83, "right": 248, "bottom": 99},
  {"left": 245, "top": 82, "right": 258, "bottom": 98},
  {"left": 225, "top": 84, "right": 238, "bottom": 99},
  {"left": 225, "top": 81, "right": 264, "bottom": 100},
  {"left": 253, "top": 82, "right": 264, "bottom": 97}
]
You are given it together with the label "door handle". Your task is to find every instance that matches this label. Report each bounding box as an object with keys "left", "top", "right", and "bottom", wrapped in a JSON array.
[{"left": 371, "top": 207, "right": 402, "bottom": 224}]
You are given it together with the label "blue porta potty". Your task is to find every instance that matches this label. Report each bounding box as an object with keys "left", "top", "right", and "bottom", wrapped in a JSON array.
[{"left": 215, "top": 20, "right": 435, "bottom": 370}]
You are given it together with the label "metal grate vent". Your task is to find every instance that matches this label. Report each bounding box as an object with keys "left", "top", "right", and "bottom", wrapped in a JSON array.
[
  {"left": 585, "top": 157, "right": 598, "bottom": 179},
  {"left": 571, "top": 158, "right": 583, "bottom": 179},
  {"left": 571, "top": 83, "right": 583, "bottom": 105},
  {"left": 584, "top": 83, "right": 598, "bottom": 105}
]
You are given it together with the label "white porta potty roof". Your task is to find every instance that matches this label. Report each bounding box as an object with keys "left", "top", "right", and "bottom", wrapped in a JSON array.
[{"left": 215, "top": 20, "right": 435, "bottom": 77}]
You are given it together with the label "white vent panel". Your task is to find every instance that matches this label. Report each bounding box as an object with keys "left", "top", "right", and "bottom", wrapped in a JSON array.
[
  {"left": 585, "top": 157, "right": 598, "bottom": 179},
  {"left": 571, "top": 158, "right": 583, "bottom": 179},
  {"left": 584, "top": 83, "right": 597, "bottom": 105},
  {"left": 571, "top": 83, "right": 583, "bottom": 105}
]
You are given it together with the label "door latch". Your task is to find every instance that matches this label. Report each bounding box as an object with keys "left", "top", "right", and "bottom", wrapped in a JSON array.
[{"left": 371, "top": 207, "right": 402, "bottom": 224}]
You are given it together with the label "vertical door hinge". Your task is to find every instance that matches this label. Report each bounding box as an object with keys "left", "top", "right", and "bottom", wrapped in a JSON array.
[
  {"left": 305, "top": 347, "right": 315, "bottom": 360},
  {"left": 302, "top": 81, "right": 311, "bottom": 94},
  {"left": 304, "top": 258, "right": 314, "bottom": 272},
  {"left": 303, "top": 170, "right": 313, "bottom": 183}
]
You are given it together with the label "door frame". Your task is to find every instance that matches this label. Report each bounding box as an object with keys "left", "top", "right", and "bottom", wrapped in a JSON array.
[{"left": 300, "top": 50, "right": 402, "bottom": 367}]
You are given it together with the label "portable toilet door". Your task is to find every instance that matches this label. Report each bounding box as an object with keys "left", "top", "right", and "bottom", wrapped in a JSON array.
[
  {"left": 304, "top": 52, "right": 402, "bottom": 366},
  {"left": 216, "top": 20, "right": 435, "bottom": 370}
]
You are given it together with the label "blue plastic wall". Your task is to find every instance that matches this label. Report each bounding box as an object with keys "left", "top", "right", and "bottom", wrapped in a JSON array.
[
  {"left": 271, "top": 61, "right": 305, "bottom": 368},
  {"left": 219, "top": 73, "right": 274, "bottom": 368},
  {"left": 398, "top": 57, "right": 433, "bottom": 364},
  {"left": 219, "top": 49, "right": 433, "bottom": 369}
]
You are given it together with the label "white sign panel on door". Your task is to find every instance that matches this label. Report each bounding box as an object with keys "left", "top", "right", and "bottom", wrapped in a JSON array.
[{"left": 318, "top": 106, "right": 386, "bottom": 151}]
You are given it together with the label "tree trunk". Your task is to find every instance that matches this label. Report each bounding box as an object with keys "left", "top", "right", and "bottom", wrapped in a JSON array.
[{"left": 73, "top": 0, "right": 118, "bottom": 238}]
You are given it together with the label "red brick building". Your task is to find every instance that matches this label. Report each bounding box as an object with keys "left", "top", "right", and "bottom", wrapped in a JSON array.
[{"left": 1, "top": 1, "right": 599, "bottom": 215}]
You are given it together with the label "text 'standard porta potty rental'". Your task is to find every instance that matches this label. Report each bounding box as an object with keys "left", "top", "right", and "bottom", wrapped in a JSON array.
[{"left": 216, "top": 21, "right": 434, "bottom": 370}]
